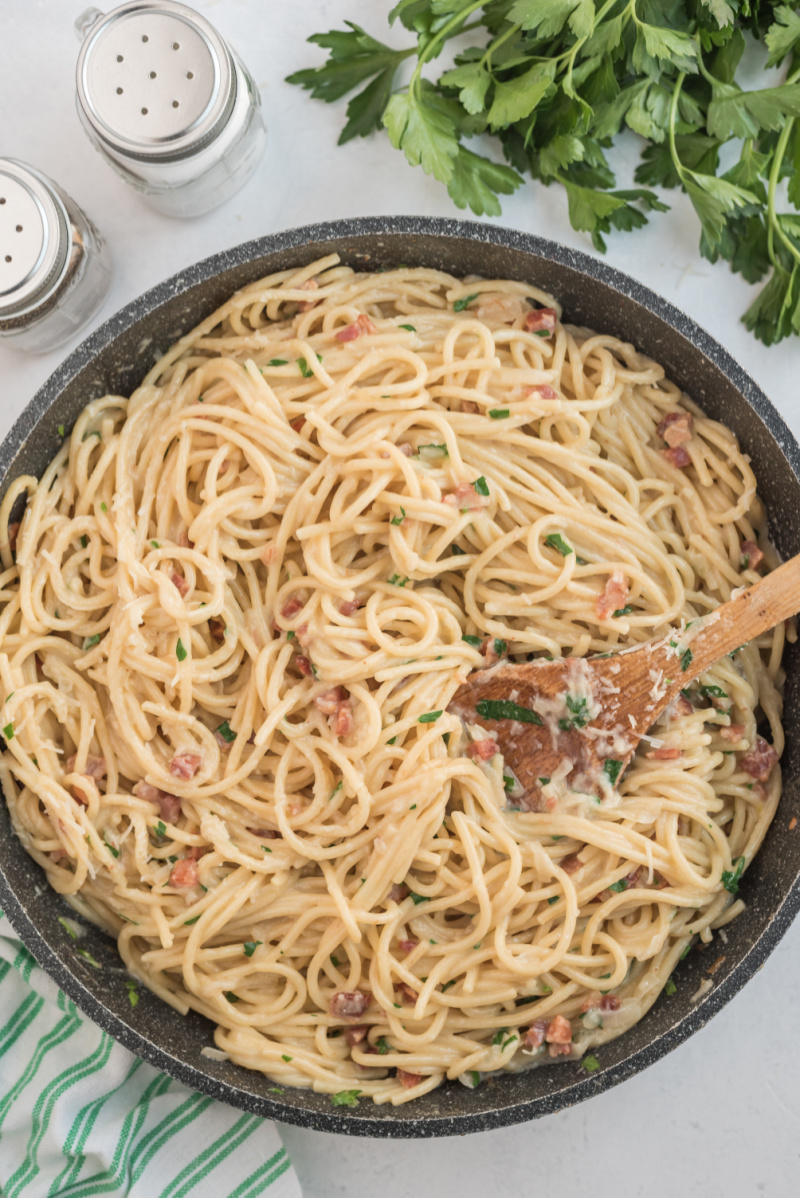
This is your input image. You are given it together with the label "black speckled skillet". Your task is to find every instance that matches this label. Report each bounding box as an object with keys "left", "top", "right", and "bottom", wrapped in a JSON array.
[{"left": 1, "top": 217, "right": 798, "bottom": 1138}]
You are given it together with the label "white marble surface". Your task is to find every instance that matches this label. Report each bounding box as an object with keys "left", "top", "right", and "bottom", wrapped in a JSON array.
[{"left": 1, "top": 2, "right": 799, "bottom": 1194}]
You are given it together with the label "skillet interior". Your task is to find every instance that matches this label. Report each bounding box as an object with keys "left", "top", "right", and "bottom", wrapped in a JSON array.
[{"left": 0, "top": 216, "right": 798, "bottom": 1137}]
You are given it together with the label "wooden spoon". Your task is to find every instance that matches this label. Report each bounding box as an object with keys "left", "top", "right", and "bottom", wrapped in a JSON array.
[{"left": 449, "top": 554, "right": 800, "bottom": 808}]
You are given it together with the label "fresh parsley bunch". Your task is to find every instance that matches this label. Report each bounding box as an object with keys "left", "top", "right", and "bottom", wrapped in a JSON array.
[{"left": 288, "top": 1, "right": 800, "bottom": 345}]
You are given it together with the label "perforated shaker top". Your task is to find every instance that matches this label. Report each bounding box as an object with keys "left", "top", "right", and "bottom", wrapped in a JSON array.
[
  {"left": 76, "top": 2, "right": 235, "bottom": 160},
  {"left": 0, "top": 160, "right": 69, "bottom": 318}
]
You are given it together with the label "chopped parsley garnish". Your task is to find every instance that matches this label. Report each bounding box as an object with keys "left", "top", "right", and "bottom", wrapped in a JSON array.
[
  {"left": 153, "top": 821, "right": 167, "bottom": 840},
  {"left": 243, "top": 941, "right": 262, "bottom": 957},
  {"left": 469, "top": 1071, "right": 481, "bottom": 1088},
  {"left": 297, "top": 357, "right": 314, "bottom": 378},
  {"left": 440, "top": 980, "right": 456, "bottom": 992},
  {"left": 489, "top": 409, "right": 509, "bottom": 419},
  {"left": 741, "top": 553, "right": 750, "bottom": 569},
  {"left": 330, "top": 954, "right": 340, "bottom": 967},
  {"left": 493, "top": 638, "right": 507, "bottom": 656},
  {"left": 266, "top": 358, "right": 288, "bottom": 367},
  {"left": 391, "top": 508, "right": 406, "bottom": 526},
  {"left": 608, "top": 878, "right": 629, "bottom": 893},
  {"left": 388, "top": 574, "right": 409, "bottom": 587},
  {"left": 399, "top": 324, "right": 416, "bottom": 332},
  {"left": 453, "top": 294, "right": 479, "bottom": 312},
  {"left": 80, "top": 535, "right": 88, "bottom": 549},
  {"left": 547, "top": 896, "right": 559, "bottom": 905},
  {"left": 492, "top": 1028, "right": 509, "bottom": 1046},
  {"left": 417, "top": 443, "right": 448, "bottom": 457},
  {"left": 375, "top": 1036, "right": 391, "bottom": 1055},
  {"left": 58, "top": 917, "right": 78, "bottom": 940},
  {"left": 558, "top": 694, "right": 590, "bottom": 731},
  {"left": 409, "top": 892, "right": 429, "bottom": 905},
  {"left": 503, "top": 775, "right": 514, "bottom": 793},
  {"left": 3, "top": 722, "right": 13, "bottom": 741},
  {"left": 680, "top": 943, "right": 693, "bottom": 960},
  {"left": 176, "top": 638, "right": 187, "bottom": 662},
  {"left": 680, "top": 648, "right": 693, "bottom": 672},
  {"left": 58, "top": 425, "right": 65, "bottom": 437},
  {"left": 83, "top": 430, "right": 101, "bottom": 441},
  {"left": 216, "top": 720, "right": 236, "bottom": 743},
  {"left": 545, "top": 532, "right": 573, "bottom": 557},
  {"left": 582, "top": 1055, "right": 600, "bottom": 1073},
  {"left": 77, "top": 949, "right": 101, "bottom": 969},
  {"left": 450, "top": 545, "right": 466, "bottom": 555},
  {"left": 699, "top": 684, "right": 728, "bottom": 699},
  {"left": 269, "top": 1087, "right": 284, "bottom": 1094},
  {"left": 286, "top": 630, "right": 295, "bottom": 639},
  {"left": 331, "top": 1090, "right": 361, "bottom": 1107},
  {"left": 329, "top": 780, "right": 343, "bottom": 800},
  {"left": 82, "top": 634, "right": 101, "bottom": 650},
  {"left": 100, "top": 502, "right": 108, "bottom": 513},
  {"left": 462, "top": 634, "right": 482, "bottom": 648},
  {"left": 223, "top": 992, "right": 240, "bottom": 1003},
  {"left": 721, "top": 856, "right": 745, "bottom": 895},
  {"left": 665, "top": 978, "right": 677, "bottom": 997},
  {"left": 281, "top": 1054, "right": 293, "bottom": 1062},
  {"left": 104, "top": 839, "right": 119, "bottom": 859},
  {"left": 604, "top": 759, "right": 623, "bottom": 787},
  {"left": 473, "top": 475, "right": 489, "bottom": 496},
  {"left": 539, "top": 777, "right": 550, "bottom": 786},
  {"left": 418, "top": 710, "right": 442, "bottom": 724},
  {"left": 125, "top": 980, "right": 139, "bottom": 1008},
  {"left": 184, "top": 915, "right": 201, "bottom": 925},
  {"left": 612, "top": 605, "right": 633, "bottom": 618},
  {"left": 150, "top": 540, "right": 160, "bottom": 549},
  {"left": 387, "top": 736, "right": 397, "bottom": 745},
  {"left": 475, "top": 699, "right": 542, "bottom": 725}
]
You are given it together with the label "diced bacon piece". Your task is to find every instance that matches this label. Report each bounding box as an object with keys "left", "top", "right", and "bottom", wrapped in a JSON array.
[
  {"left": 296, "top": 623, "right": 312, "bottom": 647},
  {"left": 329, "top": 990, "right": 371, "bottom": 1019},
  {"left": 399, "top": 939, "right": 418, "bottom": 953},
  {"left": 6, "top": 521, "right": 20, "bottom": 551},
  {"left": 335, "top": 314, "right": 376, "bottom": 342},
  {"left": 298, "top": 277, "right": 318, "bottom": 291},
  {"left": 66, "top": 754, "right": 107, "bottom": 779},
  {"left": 663, "top": 445, "right": 691, "bottom": 468},
  {"left": 389, "top": 883, "right": 409, "bottom": 903},
  {"left": 466, "top": 738, "right": 499, "bottom": 762},
  {"left": 720, "top": 723, "right": 745, "bottom": 742},
  {"left": 334, "top": 701, "right": 352, "bottom": 738},
  {"left": 646, "top": 747, "right": 682, "bottom": 760},
  {"left": 545, "top": 1014, "right": 572, "bottom": 1044},
  {"left": 548, "top": 1042, "right": 572, "bottom": 1057},
  {"left": 169, "top": 752, "right": 202, "bottom": 780},
  {"left": 339, "top": 599, "right": 360, "bottom": 616},
  {"left": 295, "top": 655, "right": 313, "bottom": 678},
  {"left": 740, "top": 738, "right": 778, "bottom": 780},
  {"left": 298, "top": 277, "right": 319, "bottom": 312},
  {"left": 523, "top": 1020, "right": 549, "bottom": 1049},
  {"left": 315, "top": 687, "right": 346, "bottom": 716},
  {"left": 398, "top": 443, "right": 413, "bottom": 457},
  {"left": 526, "top": 307, "right": 558, "bottom": 335},
  {"left": 171, "top": 571, "right": 189, "bottom": 597},
  {"left": 398, "top": 1069, "right": 424, "bottom": 1089},
  {"left": 209, "top": 619, "right": 225, "bottom": 643},
  {"left": 580, "top": 995, "right": 600, "bottom": 1012},
  {"left": 395, "top": 983, "right": 418, "bottom": 1004},
  {"left": 560, "top": 854, "right": 582, "bottom": 875},
  {"left": 595, "top": 570, "right": 630, "bottom": 621},
  {"left": 248, "top": 827, "right": 280, "bottom": 839},
  {"left": 657, "top": 411, "right": 694, "bottom": 447},
  {"left": 71, "top": 781, "right": 91, "bottom": 806},
  {"left": 186, "top": 845, "right": 208, "bottom": 860},
  {"left": 789, "top": 816, "right": 797, "bottom": 831},
  {"left": 477, "top": 295, "right": 527, "bottom": 324},
  {"left": 675, "top": 693, "right": 693, "bottom": 717},
  {"left": 445, "top": 481, "right": 489, "bottom": 512},
  {"left": 170, "top": 858, "right": 199, "bottom": 887},
  {"left": 527, "top": 384, "right": 558, "bottom": 399},
  {"left": 344, "top": 1025, "right": 369, "bottom": 1046},
  {"left": 281, "top": 596, "right": 303, "bottom": 620},
  {"left": 626, "top": 867, "right": 642, "bottom": 886},
  {"left": 178, "top": 530, "right": 194, "bottom": 549},
  {"left": 600, "top": 994, "right": 620, "bottom": 1011},
  {"left": 50, "top": 849, "right": 67, "bottom": 862},
  {"left": 290, "top": 417, "right": 305, "bottom": 433},
  {"left": 132, "top": 782, "right": 182, "bottom": 824},
  {"left": 740, "top": 540, "right": 764, "bottom": 570},
  {"left": 460, "top": 400, "right": 480, "bottom": 414}
]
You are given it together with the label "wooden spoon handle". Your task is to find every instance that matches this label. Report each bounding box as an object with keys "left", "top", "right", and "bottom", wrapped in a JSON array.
[{"left": 684, "top": 552, "right": 800, "bottom": 677}]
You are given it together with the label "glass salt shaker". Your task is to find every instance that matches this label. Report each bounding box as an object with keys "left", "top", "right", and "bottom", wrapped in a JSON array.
[
  {"left": 0, "top": 158, "right": 112, "bottom": 354},
  {"left": 74, "top": 1, "right": 267, "bottom": 218}
]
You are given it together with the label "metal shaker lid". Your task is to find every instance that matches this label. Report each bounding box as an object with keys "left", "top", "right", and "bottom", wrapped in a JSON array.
[
  {"left": 76, "top": 2, "right": 235, "bottom": 162},
  {"left": 0, "top": 160, "right": 70, "bottom": 318}
]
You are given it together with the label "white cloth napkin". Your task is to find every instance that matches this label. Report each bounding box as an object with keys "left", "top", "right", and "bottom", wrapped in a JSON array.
[{"left": 0, "top": 915, "right": 302, "bottom": 1198}]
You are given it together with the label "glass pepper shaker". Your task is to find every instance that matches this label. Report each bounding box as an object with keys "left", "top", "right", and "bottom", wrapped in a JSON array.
[
  {"left": 0, "top": 158, "right": 112, "bottom": 354},
  {"left": 74, "top": 1, "right": 267, "bottom": 218}
]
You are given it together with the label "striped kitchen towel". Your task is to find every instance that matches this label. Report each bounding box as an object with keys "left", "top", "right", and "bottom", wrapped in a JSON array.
[{"left": 0, "top": 915, "right": 301, "bottom": 1198}]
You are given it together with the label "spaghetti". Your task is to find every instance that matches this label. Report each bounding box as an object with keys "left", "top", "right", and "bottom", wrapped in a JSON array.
[{"left": 0, "top": 256, "right": 787, "bottom": 1105}]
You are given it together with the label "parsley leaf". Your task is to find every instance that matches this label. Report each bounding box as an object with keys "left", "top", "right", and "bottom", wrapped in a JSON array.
[
  {"left": 545, "top": 532, "right": 573, "bottom": 557},
  {"left": 331, "top": 1089, "right": 362, "bottom": 1107},
  {"left": 721, "top": 856, "right": 745, "bottom": 895},
  {"left": 476, "top": 698, "right": 543, "bottom": 725}
]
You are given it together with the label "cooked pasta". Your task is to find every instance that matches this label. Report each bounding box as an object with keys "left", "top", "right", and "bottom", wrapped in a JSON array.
[{"left": 0, "top": 256, "right": 788, "bottom": 1106}]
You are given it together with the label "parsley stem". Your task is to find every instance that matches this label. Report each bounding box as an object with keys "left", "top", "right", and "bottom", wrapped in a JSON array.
[
  {"left": 668, "top": 71, "right": 688, "bottom": 188},
  {"left": 767, "top": 117, "right": 800, "bottom": 269},
  {"left": 481, "top": 21, "right": 520, "bottom": 71},
  {"left": 410, "top": 1, "right": 485, "bottom": 96}
]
